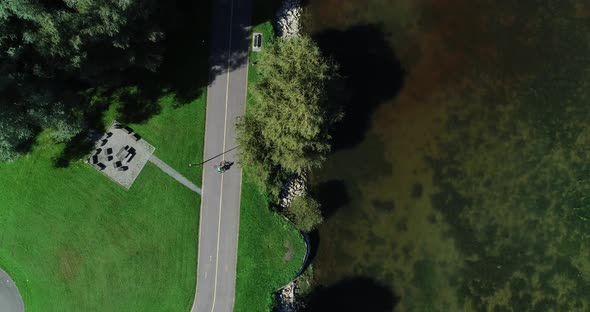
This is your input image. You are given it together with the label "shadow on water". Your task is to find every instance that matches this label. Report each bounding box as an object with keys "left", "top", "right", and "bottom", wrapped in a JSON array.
[
  {"left": 305, "top": 230, "right": 320, "bottom": 265},
  {"left": 313, "top": 24, "right": 405, "bottom": 150},
  {"left": 312, "top": 179, "right": 350, "bottom": 220},
  {"left": 303, "top": 277, "right": 399, "bottom": 312}
]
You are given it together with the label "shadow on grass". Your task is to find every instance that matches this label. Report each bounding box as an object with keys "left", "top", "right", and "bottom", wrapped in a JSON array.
[
  {"left": 53, "top": 131, "right": 97, "bottom": 168},
  {"left": 303, "top": 277, "right": 399, "bottom": 312},
  {"left": 13, "top": 128, "right": 41, "bottom": 157},
  {"left": 82, "top": 0, "right": 217, "bottom": 124},
  {"left": 53, "top": 94, "right": 111, "bottom": 168},
  {"left": 116, "top": 87, "right": 162, "bottom": 124},
  {"left": 53, "top": 0, "right": 281, "bottom": 166},
  {"left": 52, "top": 0, "right": 213, "bottom": 166},
  {"left": 155, "top": 0, "right": 213, "bottom": 104},
  {"left": 313, "top": 24, "right": 405, "bottom": 151}
]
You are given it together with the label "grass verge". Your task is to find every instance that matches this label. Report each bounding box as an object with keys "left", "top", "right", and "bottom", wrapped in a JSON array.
[
  {"left": 234, "top": 20, "right": 306, "bottom": 312},
  {"left": 235, "top": 170, "right": 306, "bottom": 311}
]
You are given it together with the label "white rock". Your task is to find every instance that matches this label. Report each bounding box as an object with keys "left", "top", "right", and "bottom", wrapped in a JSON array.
[{"left": 275, "top": 0, "right": 302, "bottom": 38}]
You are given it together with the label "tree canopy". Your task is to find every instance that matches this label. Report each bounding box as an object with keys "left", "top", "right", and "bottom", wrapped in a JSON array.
[
  {"left": 0, "top": 0, "right": 163, "bottom": 74},
  {"left": 236, "top": 36, "right": 341, "bottom": 183},
  {"left": 288, "top": 195, "right": 323, "bottom": 232},
  {"left": 0, "top": 0, "right": 167, "bottom": 161}
]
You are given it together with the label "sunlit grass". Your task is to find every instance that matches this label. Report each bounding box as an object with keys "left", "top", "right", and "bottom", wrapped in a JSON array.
[{"left": 0, "top": 92, "right": 206, "bottom": 312}]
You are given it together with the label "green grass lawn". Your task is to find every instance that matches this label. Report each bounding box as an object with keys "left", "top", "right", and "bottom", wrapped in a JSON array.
[
  {"left": 0, "top": 92, "right": 206, "bottom": 312},
  {"left": 234, "top": 20, "right": 306, "bottom": 312}
]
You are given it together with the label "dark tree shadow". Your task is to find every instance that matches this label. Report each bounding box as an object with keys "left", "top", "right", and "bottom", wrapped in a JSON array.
[
  {"left": 53, "top": 92, "right": 110, "bottom": 168},
  {"left": 303, "top": 277, "right": 399, "bottom": 312},
  {"left": 252, "top": 0, "right": 282, "bottom": 25},
  {"left": 304, "top": 230, "right": 320, "bottom": 266},
  {"left": 155, "top": 0, "right": 214, "bottom": 103},
  {"left": 53, "top": 130, "right": 97, "bottom": 168},
  {"left": 116, "top": 0, "right": 254, "bottom": 113},
  {"left": 206, "top": 0, "right": 252, "bottom": 87},
  {"left": 13, "top": 127, "right": 41, "bottom": 157},
  {"left": 116, "top": 86, "right": 161, "bottom": 124},
  {"left": 50, "top": 0, "right": 281, "bottom": 166},
  {"left": 314, "top": 24, "right": 406, "bottom": 150},
  {"left": 312, "top": 179, "right": 350, "bottom": 220}
]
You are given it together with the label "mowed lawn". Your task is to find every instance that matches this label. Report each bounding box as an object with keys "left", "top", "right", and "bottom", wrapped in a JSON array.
[
  {"left": 0, "top": 92, "right": 206, "bottom": 312},
  {"left": 234, "top": 20, "right": 306, "bottom": 312}
]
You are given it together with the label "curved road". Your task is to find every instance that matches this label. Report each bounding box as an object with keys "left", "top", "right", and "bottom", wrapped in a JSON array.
[
  {"left": 0, "top": 269, "right": 24, "bottom": 312},
  {"left": 192, "top": 0, "right": 251, "bottom": 311}
]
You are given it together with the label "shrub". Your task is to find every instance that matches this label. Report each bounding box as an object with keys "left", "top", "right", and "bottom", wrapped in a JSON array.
[{"left": 288, "top": 195, "right": 324, "bottom": 232}]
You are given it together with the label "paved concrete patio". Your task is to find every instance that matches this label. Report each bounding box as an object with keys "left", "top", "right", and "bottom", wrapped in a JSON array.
[{"left": 87, "top": 121, "right": 155, "bottom": 189}]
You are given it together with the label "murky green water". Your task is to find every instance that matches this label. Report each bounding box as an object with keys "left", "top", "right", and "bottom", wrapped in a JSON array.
[{"left": 304, "top": 1, "right": 590, "bottom": 310}]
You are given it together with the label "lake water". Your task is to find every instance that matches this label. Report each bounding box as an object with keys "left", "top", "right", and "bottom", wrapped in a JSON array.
[{"left": 303, "top": 1, "right": 590, "bottom": 310}]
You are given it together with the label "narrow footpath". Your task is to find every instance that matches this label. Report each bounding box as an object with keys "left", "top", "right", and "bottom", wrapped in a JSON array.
[{"left": 148, "top": 155, "right": 201, "bottom": 194}]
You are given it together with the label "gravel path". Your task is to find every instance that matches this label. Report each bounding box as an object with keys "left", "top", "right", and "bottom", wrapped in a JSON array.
[
  {"left": 0, "top": 269, "right": 24, "bottom": 312},
  {"left": 149, "top": 155, "right": 202, "bottom": 194}
]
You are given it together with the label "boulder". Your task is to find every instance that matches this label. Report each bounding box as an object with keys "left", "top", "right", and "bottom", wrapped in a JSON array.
[
  {"left": 275, "top": 0, "right": 302, "bottom": 38},
  {"left": 275, "top": 281, "right": 299, "bottom": 312},
  {"left": 278, "top": 172, "right": 308, "bottom": 210}
]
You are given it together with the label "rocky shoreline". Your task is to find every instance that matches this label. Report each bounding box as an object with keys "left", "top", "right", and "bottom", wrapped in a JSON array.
[
  {"left": 275, "top": 173, "right": 306, "bottom": 312},
  {"left": 278, "top": 172, "right": 307, "bottom": 210},
  {"left": 274, "top": 1, "right": 307, "bottom": 311},
  {"left": 275, "top": 280, "right": 299, "bottom": 312},
  {"left": 275, "top": 0, "right": 302, "bottom": 38}
]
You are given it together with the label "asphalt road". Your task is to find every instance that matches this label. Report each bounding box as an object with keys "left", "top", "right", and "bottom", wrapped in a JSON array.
[
  {"left": 191, "top": 0, "right": 251, "bottom": 311},
  {"left": 0, "top": 269, "right": 24, "bottom": 312}
]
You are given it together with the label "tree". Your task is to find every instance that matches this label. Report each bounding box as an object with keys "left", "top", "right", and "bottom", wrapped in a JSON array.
[
  {"left": 0, "top": 0, "right": 164, "bottom": 76},
  {"left": 0, "top": 0, "right": 167, "bottom": 161},
  {"left": 0, "top": 78, "right": 84, "bottom": 160},
  {"left": 236, "top": 36, "right": 341, "bottom": 181},
  {"left": 288, "top": 195, "right": 323, "bottom": 232}
]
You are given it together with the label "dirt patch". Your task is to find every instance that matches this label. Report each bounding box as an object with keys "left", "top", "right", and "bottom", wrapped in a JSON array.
[
  {"left": 57, "top": 248, "right": 82, "bottom": 282},
  {"left": 282, "top": 241, "right": 295, "bottom": 263}
]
